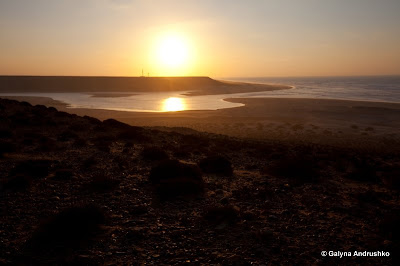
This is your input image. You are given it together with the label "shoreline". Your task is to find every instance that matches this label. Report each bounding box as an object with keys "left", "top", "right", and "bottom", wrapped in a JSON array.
[{"left": 1, "top": 95, "right": 399, "bottom": 150}]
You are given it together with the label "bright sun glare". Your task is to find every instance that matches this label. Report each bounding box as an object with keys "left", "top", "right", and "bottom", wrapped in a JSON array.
[
  {"left": 162, "top": 97, "right": 186, "bottom": 112},
  {"left": 157, "top": 35, "right": 188, "bottom": 68}
]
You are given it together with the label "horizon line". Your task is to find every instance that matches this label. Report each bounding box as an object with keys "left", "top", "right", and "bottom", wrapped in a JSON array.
[{"left": 1, "top": 74, "right": 400, "bottom": 79}]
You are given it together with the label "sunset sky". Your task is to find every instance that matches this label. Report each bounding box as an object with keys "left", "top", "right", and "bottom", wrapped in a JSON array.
[{"left": 0, "top": 0, "right": 399, "bottom": 77}]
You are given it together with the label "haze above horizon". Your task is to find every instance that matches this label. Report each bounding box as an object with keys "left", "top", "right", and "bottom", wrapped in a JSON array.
[{"left": 1, "top": 0, "right": 399, "bottom": 77}]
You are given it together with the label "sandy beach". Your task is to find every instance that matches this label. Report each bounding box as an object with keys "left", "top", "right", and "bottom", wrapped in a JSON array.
[{"left": 2, "top": 95, "right": 400, "bottom": 151}]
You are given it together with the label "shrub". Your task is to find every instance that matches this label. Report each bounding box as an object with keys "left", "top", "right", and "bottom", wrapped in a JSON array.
[
  {"left": 36, "top": 137, "right": 60, "bottom": 152},
  {"left": 0, "top": 140, "right": 15, "bottom": 157},
  {"left": 0, "top": 129, "right": 13, "bottom": 139},
  {"left": 10, "top": 160, "right": 52, "bottom": 179},
  {"left": 149, "top": 159, "right": 204, "bottom": 199},
  {"left": 141, "top": 146, "right": 169, "bottom": 161},
  {"left": 117, "top": 127, "right": 149, "bottom": 142},
  {"left": 173, "top": 145, "right": 192, "bottom": 159},
  {"left": 27, "top": 205, "right": 106, "bottom": 251},
  {"left": 103, "top": 119, "right": 130, "bottom": 129},
  {"left": 380, "top": 211, "right": 400, "bottom": 242},
  {"left": 96, "top": 143, "right": 110, "bottom": 153},
  {"left": 83, "top": 115, "right": 102, "bottom": 125},
  {"left": 346, "top": 158, "right": 378, "bottom": 183},
  {"left": 20, "top": 101, "right": 32, "bottom": 107},
  {"left": 264, "top": 155, "right": 319, "bottom": 183},
  {"left": 86, "top": 175, "right": 120, "bottom": 193},
  {"left": 82, "top": 157, "right": 97, "bottom": 169},
  {"left": 73, "top": 137, "right": 87, "bottom": 147},
  {"left": 52, "top": 169, "right": 74, "bottom": 181},
  {"left": 203, "top": 205, "right": 239, "bottom": 227},
  {"left": 57, "top": 130, "right": 78, "bottom": 142},
  {"left": 199, "top": 155, "right": 233, "bottom": 177},
  {"left": 47, "top": 107, "right": 58, "bottom": 112},
  {"left": 1, "top": 174, "right": 32, "bottom": 192}
]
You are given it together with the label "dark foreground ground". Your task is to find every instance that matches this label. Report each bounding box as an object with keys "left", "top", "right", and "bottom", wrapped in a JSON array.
[{"left": 1, "top": 98, "right": 399, "bottom": 265}]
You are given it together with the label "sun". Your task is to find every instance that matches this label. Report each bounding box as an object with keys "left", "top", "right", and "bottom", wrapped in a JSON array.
[
  {"left": 162, "top": 97, "right": 186, "bottom": 112},
  {"left": 157, "top": 34, "right": 188, "bottom": 68}
]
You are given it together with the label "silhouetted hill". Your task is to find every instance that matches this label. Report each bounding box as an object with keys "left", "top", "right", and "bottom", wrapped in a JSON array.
[{"left": 0, "top": 76, "right": 224, "bottom": 93}]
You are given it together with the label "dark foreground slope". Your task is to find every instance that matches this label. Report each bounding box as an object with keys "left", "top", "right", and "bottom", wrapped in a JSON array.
[{"left": 0, "top": 98, "right": 399, "bottom": 265}]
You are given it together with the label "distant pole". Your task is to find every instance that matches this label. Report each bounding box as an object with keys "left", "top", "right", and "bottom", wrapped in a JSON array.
[{"left": 142, "top": 69, "right": 143, "bottom": 76}]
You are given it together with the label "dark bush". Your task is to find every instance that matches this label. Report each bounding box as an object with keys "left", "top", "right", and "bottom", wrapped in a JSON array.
[
  {"left": 141, "top": 146, "right": 169, "bottom": 161},
  {"left": 82, "top": 157, "right": 97, "bottom": 169},
  {"left": 73, "top": 137, "right": 87, "bottom": 147},
  {"left": 1, "top": 174, "right": 32, "bottom": 192},
  {"left": 20, "top": 101, "right": 32, "bottom": 107},
  {"left": 52, "top": 169, "right": 74, "bottom": 181},
  {"left": 55, "top": 111, "right": 70, "bottom": 118},
  {"left": 380, "top": 163, "right": 400, "bottom": 190},
  {"left": 264, "top": 155, "right": 319, "bottom": 183},
  {"left": 172, "top": 145, "right": 192, "bottom": 159},
  {"left": 149, "top": 159, "right": 204, "bottom": 199},
  {"left": 203, "top": 205, "right": 239, "bottom": 227},
  {"left": 47, "top": 106, "right": 58, "bottom": 112},
  {"left": 0, "top": 129, "right": 13, "bottom": 139},
  {"left": 57, "top": 130, "right": 78, "bottom": 142},
  {"left": 86, "top": 175, "right": 120, "bottom": 193},
  {"left": 36, "top": 137, "right": 60, "bottom": 152},
  {"left": 103, "top": 118, "right": 130, "bottom": 129},
  {"left": 117, "top": 127, "right": 149, "bottom": 142},
  {"left": 83, "top": 115, "right": 102, "bottom": 125},
  {"left": 96, "top": 142, "right": 110, "bottom": 153},
  {"left": 380, "top": 211, "right": 400, "bottom": 242},
  {"left": 0, "top": 140, "right": 16, "bottom": 157},
  {"left": 346, "top": 158, "right": 378, "bottom": 183},
  {"left": 10, "top": 160, "right": 52, "bottom": 179},
  {"left": 199, "top": 155, "right": 233, "bottom": 177},
  {"left": 27, "top": 205, "right": 106, "bottom": 251},
  {"left": 355, "top": 191, "right": 381, "bottom": 205}
]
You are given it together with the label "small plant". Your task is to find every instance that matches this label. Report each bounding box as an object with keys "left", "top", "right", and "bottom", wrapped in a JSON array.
[
  {"left": 0, "top": 140, "right": 15, "bottom": 157},
  {"left": 103, "top": 118, "right": 130, "bottom": 129},
  {"left": 1, "top": 174, "right": 32, "bottom": 192},
  {"left": 199, "top": 155, "right": 233, "bottom": 177},
  {"left": 203, "top": 205, "right": 239, "bottom": 227},
  {"left": 149, "top": 159, "right": 204, "bottom": 199},
  {"left": 141, "top": 146, "right": 169, "bottom": 161},
  {"left": 264, "top": 155, "right": 319, "bottom": 183},
  {"left": 52, "top": 169, "right": 74, "bottom": 181},
  {"left": 86, "top": 175, "right": 120, "bottom": 193},
  {"left": 117, "top": 127, "right": 149, "bottom": 142},
  {"left": 10, "top": 160, "right": 52, "bottom": 179},
  {"left": 27, "top": 205, "right": 106, "bottom": 251}
]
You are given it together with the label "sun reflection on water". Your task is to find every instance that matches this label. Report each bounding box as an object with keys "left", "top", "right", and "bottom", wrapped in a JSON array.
[{"left": 162, "top": 97, "right": 186, "bottom": 112}]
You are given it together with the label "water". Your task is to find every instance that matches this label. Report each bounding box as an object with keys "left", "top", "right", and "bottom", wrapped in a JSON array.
[
  {"left": 226, "top": 76, "right": 400, "bottom": 103},
  {"left": 0, "top": 91, "right": 244, "bottom": 112},
  {"left": 0, "top": 76, "right": 399, "bottom": 112}
]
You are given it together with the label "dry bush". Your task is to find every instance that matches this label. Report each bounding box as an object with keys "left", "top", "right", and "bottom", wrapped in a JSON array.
[
  {"left": 264, "top": 155, "right": 319, "bottom": 184},
  {"left": 149, "top": 159, "right": 204, "bottom": 199},
  {"left": 199, "top": 155, "right": 233, "bottom": 177},
  {"left": 203, "top": 205, "right": 239, "bottom": 227},
  {"left": 141, "top": 146, "right": 169, "bottom": 161},
  {"left": 27, "top": 205, "right": 106, "bottom": 252}
]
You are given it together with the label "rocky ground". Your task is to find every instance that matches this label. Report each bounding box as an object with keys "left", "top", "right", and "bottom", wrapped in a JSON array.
[{"left": 1, "top": 98, "right": 399, "bottom": 265}]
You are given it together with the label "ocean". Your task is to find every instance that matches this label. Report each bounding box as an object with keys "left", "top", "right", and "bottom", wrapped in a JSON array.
[{"left": 225, "top": 76, "right": 400, "bottom": 103}]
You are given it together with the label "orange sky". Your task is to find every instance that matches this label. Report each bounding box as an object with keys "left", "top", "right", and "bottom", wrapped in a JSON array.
[{"left": 0, "top": 0, "right": 399, "bottom": 77}]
